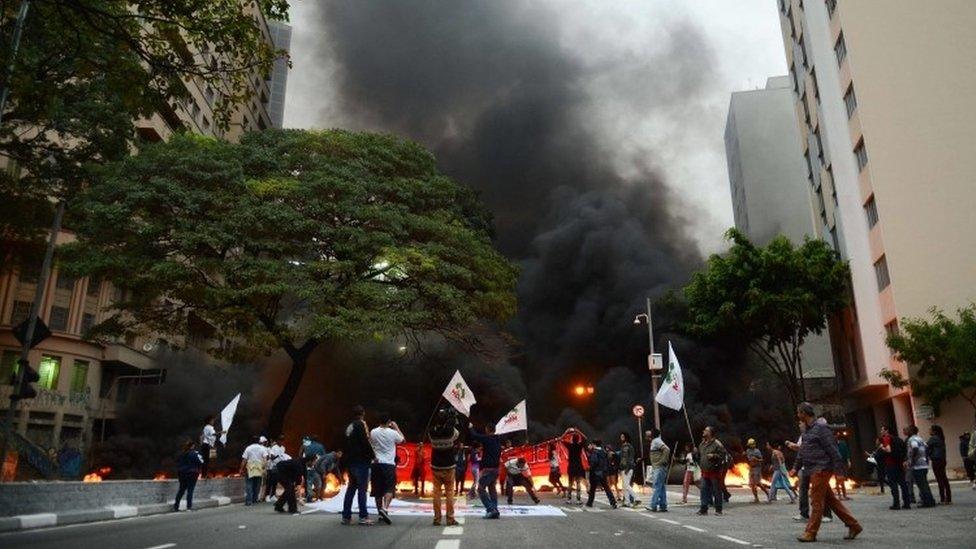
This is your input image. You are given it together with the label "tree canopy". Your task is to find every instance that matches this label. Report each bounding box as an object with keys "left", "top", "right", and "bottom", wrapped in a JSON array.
[
  {"left": 683, "top": 228, "right": 850, "bottom": 407},
  {"left": 0, "top": 0, "right": 288, "bottom": 265},
  {"left": 883, "top": 305, "right": 976, "bottom": 415},
  {"left": 60, "top": 129, "right": 519, "bottom": 435}
]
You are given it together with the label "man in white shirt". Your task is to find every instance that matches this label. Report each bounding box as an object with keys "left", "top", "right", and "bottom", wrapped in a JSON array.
[
  {"left": 239, "top": 436, "right": 269, "bottom": 506},
  {"left": 200, "top": 415, "right": 223, "bottom": 478},
  {"left": 369, "top": 413, "right": 404, "bottom": 525},
  {"left": 265, "top": 435, "right": 287, "bottom": 502},
  {"left": 504, "top": 457, "right": 540, "bottom": 505},
  {"left": 905, "top": 425, "right": 936, "bottom": 507}
]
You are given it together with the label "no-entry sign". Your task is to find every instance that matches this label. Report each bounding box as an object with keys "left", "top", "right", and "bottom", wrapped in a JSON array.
[{"left": 632, "top": 404, "right": 645, "bottom": 418}]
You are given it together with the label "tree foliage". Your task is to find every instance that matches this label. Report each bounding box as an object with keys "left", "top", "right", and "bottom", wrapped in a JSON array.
[
  {"left": 883, "top": 305, "right": 976, "bottom": 414},
  {"left": 0, "top": 0, "right": 288, "bottom": 265},
  {"left": 59, "top": 129, "right": 519, "bottom": 435},
  {"left": 683, "top": 228, "right": 850, "bottom": 407}
]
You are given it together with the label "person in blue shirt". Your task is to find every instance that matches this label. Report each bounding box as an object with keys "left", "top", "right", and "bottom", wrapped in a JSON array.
[
  {"left": 174, "top": 440, "right": 204, "bottom": 511},
  {"left": 469, "top": 422, "right": 502, "bottom": 519}
]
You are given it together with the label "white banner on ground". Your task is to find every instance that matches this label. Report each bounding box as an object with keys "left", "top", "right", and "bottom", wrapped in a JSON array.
[
  {"left": 495, "top": 399, "right": 527, "bottom": 435},
  {"left": 219, "top": 393, "right": 241, "bottom": 445},
  {"left": 305, "top": 487, "right": 565, "bottom": 517},
  {"left": 442, "top": 370, "right": 477, "bottom": 416},
  {"left": 655, "top": 341, "right": 684, "bottom": 411}
]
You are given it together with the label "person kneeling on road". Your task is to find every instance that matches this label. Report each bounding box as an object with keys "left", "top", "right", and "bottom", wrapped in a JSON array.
[
  {"left": 504, "top": 457, "right": 540, "bottom": 505},
  {"left": 274, "top": 455, "right": 311, "bottom": 515}
]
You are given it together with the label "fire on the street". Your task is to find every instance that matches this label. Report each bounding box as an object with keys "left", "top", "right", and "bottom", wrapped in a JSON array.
[
  {"left": 153, "top": 472, "right": 168, "bottom": 481},
  {"left": 723, "top": 462, "right": 856, "bottom": 490},
  {"left": 83, "top": 467, "right": 113, "bottom": 482}
]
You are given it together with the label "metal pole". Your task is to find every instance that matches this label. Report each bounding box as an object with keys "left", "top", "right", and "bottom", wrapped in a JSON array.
[
  {"left": 0, "top": 0, "right": 31, "bottom": 127},
  {"left": 637, "top": 415, "right": 644, "bottom": 460},
  {"left": 647, "top": 297, "right": 661, "bottom": 430},
  {"left": 1, "top": 199, "right": 64, "bottom": 476}
]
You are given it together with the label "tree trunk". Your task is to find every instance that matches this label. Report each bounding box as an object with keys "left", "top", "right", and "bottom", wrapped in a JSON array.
[{"left": 266, "top": 342, "right": 315, "bottom": 437}]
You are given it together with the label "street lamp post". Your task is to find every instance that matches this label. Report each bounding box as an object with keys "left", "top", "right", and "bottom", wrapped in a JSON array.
[{"left": 634, "top": 297, "right": 661, "bottom": 430}]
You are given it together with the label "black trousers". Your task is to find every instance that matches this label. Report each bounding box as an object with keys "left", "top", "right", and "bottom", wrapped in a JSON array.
[
  {"left": 274, "top": 479, "right": 298, "bottom": 513},
  {"left": 174, "top": 471, "right": 198, "bottom": 510},
  {"left": 586, "top": 474, "right": 617, "bottom": 506},
  {"left": 885, "top": 465, "right": 912, "bottom": 508},
  {"left": 200, "top": 444, "right": 212, "bottom": 477},
  {"left": 264, "top": 468, "right": 279, "bottom": 498}
]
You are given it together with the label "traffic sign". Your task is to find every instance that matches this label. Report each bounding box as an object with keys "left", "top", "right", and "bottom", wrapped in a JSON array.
[
  {"left": 632, "top": 404, "right": 645, "bottom": 418},
  {"left": 12, "top": 316, "right": 51, "bottom": 350}
]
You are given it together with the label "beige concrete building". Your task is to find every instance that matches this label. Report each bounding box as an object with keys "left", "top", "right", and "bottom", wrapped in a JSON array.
[
  {"left": 776, "top": 0, "right": 976, "bottom": 474},
  {"left": 0, "top": 5, "right": 288, "bottom": 474}
]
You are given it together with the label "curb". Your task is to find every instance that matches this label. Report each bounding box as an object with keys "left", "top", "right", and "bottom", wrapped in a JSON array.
[{"left": 0, "top": 495, "right": 245, "bottom": 533}]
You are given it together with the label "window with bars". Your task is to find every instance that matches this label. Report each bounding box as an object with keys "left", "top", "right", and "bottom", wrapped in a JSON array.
[
  {"left": 835, "top": 33, "right": 847, "bottom": 65},
  {"left": 874, "top": 255, "right": 891, "bottom": 291},
  {"left": 844, "top": 85, "right": 858, "bottom": 118},
  {"left": 86, "top": 278, "right": 101, "bottom": 298},
  {"left": 55, "top": 272, "right": 76, "bottom": 291},
  {"left": 70, "top": 360, "right": 89, "bottom": 393},
  {"left": 864, "top": 196, "right": 879, "bottom": 228},
  {"left": 854, "top": 140, "right": 868, "bottom": 171},
  {"left": 10, "top": 301, "right": 32, "bottom": 325},
  {"left": 38, "top": 355, "right": 60, "bottom": 390},
  {"left": 18, "top": 263, "right": 40, "bottom": 285},
  {"left": 81, "top": 313, "right": 95, "bottom": 336},
  {"left": 49, "top": 306, "right": 69, "bottom": 332}
]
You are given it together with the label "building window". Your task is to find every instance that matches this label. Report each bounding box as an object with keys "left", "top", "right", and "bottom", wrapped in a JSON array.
[
  {"left": 81, "top": 313, "right": 95, "bottom": 336},
  {"left": 835, "top": 33, "right": 847, "bottom": 66},
  {"left": 798, "top": 36, "right": 808, "bottom": 69},
  {"left": 864, "top": 196, "right": 879, "bottom": 228},
  {"left": 55, "top": 272, "right": 75, "bottom": 291},
  {"left": 1, "top": 350, "right": 20, "bottom": 384},
  {"left": 38, "top": 355, "right": 60, "bottom": 390},
  {"left": 874, "top": 255, "right": 891, "bottom": 291},
  {"left": 854, "top": 140, "right": 868, "bottom": 171},
  {"left": 191, "top": 102, "right": 201, "bottom": 120},
  {"left": 844, "top": 85, "right": 858, "bottom": 118},
  {"left": 18, "top": 262, "right": 40, "bottom": 285},
  {"left": 205, "top": 86, "right": 215, "bottom": 106},
  {"left": 202, "top": 116, "right": 211, "bottom": 131},
  {"left": 86, "top": 278, "right": 101, "bottom": 298},
  {"left": 10, "top": 300, "right": 32, "bottom": 325},
  {"left": 70, "top": 360, "right": 89, "bottom": 393},
  {"left": 810, "top": 68, "right": 820, "bottom": 102},
  {"left": 829, "top": 227, "right": 840, "bottom": 251},
  {"left": 826, "top": 0, "right": 837, "bottom": 17},
  {"left": 49, "top": 305, "right": 69, "bottom": 332},
  {"left": 885, "top": 320, "right": 900, "bottom": 355}
]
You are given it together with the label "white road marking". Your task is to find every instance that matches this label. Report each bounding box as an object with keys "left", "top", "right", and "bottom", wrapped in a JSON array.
[
  {"left": 660, "top": 518, "right": 680, "bottom": 525},
  {"left": 717, "top": 535, "right": 752, "bottom": 546},
  {"left": 683, "top": 525, "right": 706, "bottom": 532},
  {"left": 434, "top": 541, "right": 460, "bottom": 549},
  {"left": 142, "top": 544, "right": 176, "bottom": 549},
  {"left": 442, "top": 526, "right": 463, "bottom": 536}
]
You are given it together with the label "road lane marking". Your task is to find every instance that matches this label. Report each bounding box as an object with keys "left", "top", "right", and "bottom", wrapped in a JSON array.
[
  {"left": 434, "top": 541, "right": 460, "bottom": 549},
  {"left": 143, "top": 544, "right": 176, "bottom": 549},
  {"left": 717, "top": 535, "right": 752, "bottom": 546},
  {"left": 683, "top": 525, "right": 706, "bottom": 532},
  {"left": 442, "top": 526, "right": 463, "bottom": 536},
  {"left": 660, "top": 519, "right": 680, "bottom": 525}
]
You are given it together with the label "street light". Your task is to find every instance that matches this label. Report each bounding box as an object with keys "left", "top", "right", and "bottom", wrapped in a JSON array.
[{"left": 633, "top": 298, "right": 661, "bottom": 430}]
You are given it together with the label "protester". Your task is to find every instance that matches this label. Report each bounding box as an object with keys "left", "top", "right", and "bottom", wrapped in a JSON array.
[
  {"left": 904, "top": 425, "right": 936, "bottom": 507},
  {"left": 504, "top": 456, "right": 541, "bottom": 505},
  {"left": 926, "top": 425, "right": 950, "bottom": 504},
  {"left": 959, "top": 432, "right": 975, "bottom": 489},
  {"left": 548, "top": 443, "right": 566, "bottom": 497},
  {"left": 680, "top": 442, "right": 699, "bottom": 505},
  {"left": 239, "top": 436, "right": 269, "bottom": 506},
  {"left": 645, "top": 429, "right": 669, "bottom": 512},
  {"left": 429, "top": 409, "right": 460, "bottom": 526},
  {"left": 301, "top": 435, "right": 326, "bottom": 503},
  {"left": 498, "top": 439, "right": 514, "bottom": 496},
  {"left": 835, "top": 435, "right": 851, "bottom": 500},
  {"left": 369, "top": 413, "right": 404, "bottom": 525},
  {"left": 341, "top": 405, "right": 375, "bottom": 526},
  {"left": 794, "top": 403, "right": 861, "bottom": 543},
  {"left": 865, "top": 438, "right": 885, "bottom": 494},
  {"left": 969, "top": 416, "right": 976, "bottom": 488},
  {"left": 265, "top": 435, "right": 287, "bottom": 502},
  {"left": 745, "top": 438, "right": 768, "bottom": 503},
  {"left": 618, "top": 433, "right": 640, "bottom": 507},
  {"left": 767, "top": 441, "right": 796, "bottom": 504},
  {"left": 562, "top": 427, "right": 588, "bottom": 505},
  {"left": 316, "top": 449, "right": 342, "bottom": 492},
  {"left": 585, "top": 439, "right": 618, "bottom": 509},
  {"left": 273, "top": 455, "right": 309, "bottom": 515},
  {"left": 696, "top": 426, "right": 727, "bottom": 516},
  {"left": 606, "top": 443, "right": 621, "bottom": 501},
  {"left": 454, "top": 444, "right": 469, "bottom": 495},
  {"left": 791, "top": 421, "right": 832, "bottom": 523},
  {"left": 199, "top": 415, "right": 222, "bottom": 479},
  {"left": 468, "top": 444, "right": 482, "bottom": 499},
  {"left": 412, "top": 442, "right": 427, "bottom": 497},
  {"left": 470, "top": 423, "right": 502, "bottom": 519},
  {"left": 879, "top": 424, "right": 911, "bottom": 509},
  {"left": 173, "top": 440, "right": 203, "bottom": 512}
]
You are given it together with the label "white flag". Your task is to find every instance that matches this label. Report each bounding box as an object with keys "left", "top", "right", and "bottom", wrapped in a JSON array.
[
  {"left": 442, "top": 370, "right": 477, "bottom": 416},
  {"left": 655, "top": 341, "right": 685, "bottom": 411},
  {"left": 495, "top": 399, "right": 527, "bottom": 435},
  {"left": 219, "top": 393, "right": 241, "bottom": 445}
]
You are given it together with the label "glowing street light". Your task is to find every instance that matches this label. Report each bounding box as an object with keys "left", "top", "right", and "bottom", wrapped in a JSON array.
[{"left": 573, "top": 385, "right": 595, "bottom": 397}]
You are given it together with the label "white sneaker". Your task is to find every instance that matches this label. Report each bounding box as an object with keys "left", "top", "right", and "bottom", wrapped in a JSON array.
[
  {"left": 793, "top": 514, "right": 806, "bottom": 521},
  {"left": 823, "top": 517, "right": 833, "bottom": 523}
]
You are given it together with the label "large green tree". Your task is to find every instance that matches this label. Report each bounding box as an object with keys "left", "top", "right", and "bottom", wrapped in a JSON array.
[
  {"left": 0, "top": 0, "right": 288, "bottom": 267},
  {"left": 60, "top": 129, "right": 519, "bottom": 436},
  {"left": 882, "top": 305, "right": 976, "bottom": 414},
  {"left": 684, "top": 229, "right": 850, "bottom": 408}
]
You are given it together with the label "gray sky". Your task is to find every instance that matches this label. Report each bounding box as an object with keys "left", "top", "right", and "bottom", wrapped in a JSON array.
[{"left": 283, "top": 0, "right": 787, "bottom": 254}]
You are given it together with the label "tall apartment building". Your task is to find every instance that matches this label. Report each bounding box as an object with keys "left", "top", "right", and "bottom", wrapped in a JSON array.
[
  {"left": 267, "top": 20, "right": 293, "bottom": 129},
  {"left": 0, "top": 5, "right": 283, "bottom": 475},
  {"left": 776, "top": 0, "right": 976, "bottom": 472},
  {"left": 724, "top": 75, "right": 835, "bottom": 383}
]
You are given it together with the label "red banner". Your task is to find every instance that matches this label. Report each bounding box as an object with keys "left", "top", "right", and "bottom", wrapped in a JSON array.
[{"left": 393, "top": 438, "right": 575, "bottom": 484}]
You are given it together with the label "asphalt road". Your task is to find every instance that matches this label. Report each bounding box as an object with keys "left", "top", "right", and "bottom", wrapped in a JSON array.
[{"left": 2, "top": 482, "right": 974, "bottom": 548}]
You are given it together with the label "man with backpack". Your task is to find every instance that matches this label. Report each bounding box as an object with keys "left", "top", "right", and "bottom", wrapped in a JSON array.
[
  {"left": 880, "top": 424, "right": 912, "bottom": 509},
  {"left": 585, "top": 439, "right": 618, "bottom": 508}
]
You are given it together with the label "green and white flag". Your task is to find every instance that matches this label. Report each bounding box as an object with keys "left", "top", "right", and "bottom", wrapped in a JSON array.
[
  {"left": 655, "top": 341, "right": 685, "bottom": 411},
  {"left": 442, "top": 370, "right": 477, "bottom": 416}
]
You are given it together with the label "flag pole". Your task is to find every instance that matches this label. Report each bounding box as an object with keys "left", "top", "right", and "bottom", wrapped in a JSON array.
[
  {"left": 421, "top": 395, "right": 446, "bottom": 440},
  {"left": 682, "top": 406, "right": 696, "bottom": 447}
]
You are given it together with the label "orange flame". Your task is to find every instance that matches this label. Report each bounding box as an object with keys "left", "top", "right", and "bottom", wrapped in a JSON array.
[
  {"left": 153, "top": 472, "right": 168, "bottom": 481},
  {"left": 83, "top": 467, "right": 112, "bottom": 482}
]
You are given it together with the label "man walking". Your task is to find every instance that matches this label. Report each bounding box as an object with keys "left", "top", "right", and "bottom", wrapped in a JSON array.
[
  {"left": 341, "top": 405, "right": 375, "bottom": 526},
  {"left": 795, "top": 402, "right": 861, "bottom": 543},
  {"left": 585, "top": 439, "right": 618, "bottom": 508},
  {"left": 697, "top": 426, "right": 726, "bottom": 516},
  {"left": 645, "top": 429, "right": 670, "bottom": 512},
  {"left": 791, "top": 422, "right": 833, "bottom": 523},
  {"left": 905, "top": 425, "right": 936, "bottom": 507},
  {"left": 239, "top": 436, "right": 268, "bottom": 506},
  {"left": 370, "top": 413, "right": 404, "bottom": 525},
  {"left": 429, "top": 410, "right": 460, "bottom": 526},
  {"left": 880, "top": 425, "right": 911, "bottom": 509},
  {"left": 504, "top": 457, "right": 541, "bottom": 504},
  {"left": 746, "top": 438, "right": 768, "bottom": 503},
  {"left": 470, "top": 423, "right": 502, "bottom": 519}
]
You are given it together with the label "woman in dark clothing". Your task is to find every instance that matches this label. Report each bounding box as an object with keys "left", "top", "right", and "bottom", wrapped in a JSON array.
[
  {"left": 928, "top": 425, "right": 951, "bottom": 504},
  {"left": 174, "top": 440, "right": 204, "bottom": 511},
  {"left": 561, "top": 427, "right": 588, "bottom": 504}
]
